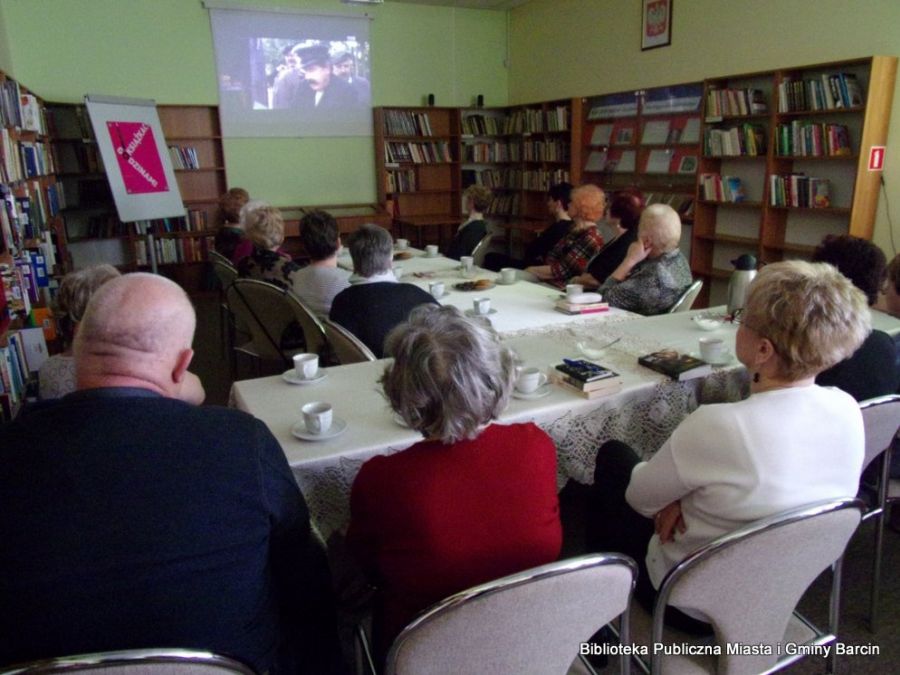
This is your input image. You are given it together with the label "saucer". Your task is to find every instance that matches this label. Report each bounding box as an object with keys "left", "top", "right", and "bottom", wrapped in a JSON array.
[
  {"left": 465, "top": 308, "right": 498, "bottom": 317},
  {"left": 282, "top": 370, "right": 328, "bottom": 385},
  {"left": 691, "top": 350, "right": 735, "bottom": 367},
  {"left": 291, "top": 417, "right": 348, "bottom": 441},
  {"left": 496, "top": 278, "right": 517, "bottom": 285},
  {"left": 513, "top": 383, "right": 551, "bottom": 400}
]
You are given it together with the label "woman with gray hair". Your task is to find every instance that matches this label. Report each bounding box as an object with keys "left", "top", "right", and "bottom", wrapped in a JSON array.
[
  {"left": 347, "top": 305, "right": 562, "bottom": 662},
  {"left": 588, "top": 260, "right": 870, "bottom": 633}
]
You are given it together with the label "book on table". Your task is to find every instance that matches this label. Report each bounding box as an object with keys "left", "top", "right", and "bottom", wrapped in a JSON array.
[
  {"left": 551, "top": 359, "right": 623, "bottom": 398},
  {"left": 554, "top": 299, "right": 609, "bottom": 315},
  {"left": 638, "top": 350, "right": 712, "bottom": 381},
  {"left": 552, "top": 375, "right": 624, "bottom": 399}
]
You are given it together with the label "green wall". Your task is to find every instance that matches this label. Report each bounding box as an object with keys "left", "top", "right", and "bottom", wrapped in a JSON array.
[
  {"left": 0, "top": 0, "right": 508, "bottom": 205},
  {"left": 0, "top": 2, "right": 12, "bottom": 75},
  {"left": 508, "top": 0, "right": 900, "bottom": 255}
]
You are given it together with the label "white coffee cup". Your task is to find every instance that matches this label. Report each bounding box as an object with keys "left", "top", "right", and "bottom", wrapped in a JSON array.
[
  {"left": 302, "top": 401, "right": 333, "bottom": 435},
  {"left": 473, "top": 297, "right": 491, "bottom": 315},
  {"left": 293, "top": 353, "right": 319, "bottom": 380},
  {"left": 396, "top": 238, "right": 409, "bottom": 250},
  {"left": 429, "top": 281, "right": 445, "bottom": 299},
  {"left": 426, "top": 244, "right": 439, "bottom": 257},
  {"left": 699, "top": 337, "right": 725, "bottom": 363},
  {"left": 393, "top": 265, "right": 404, "bottom": 280},
  {"left": 500, "top": 267, "right": 517, "bottom": 284},
  {"left": 516, "top": 367, "right": 547, "bottom": 394},
  {"left": 460, "top": 255, "right": 475, "bottom": 277},
  {"left": 566, "top": 283, "right": 584, "bottom": 298}
]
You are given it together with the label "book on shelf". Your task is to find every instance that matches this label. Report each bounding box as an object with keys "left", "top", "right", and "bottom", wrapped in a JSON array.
[
  {"left": 590, "top": 124, "right": 613, "bottom": 146},
  {"left": 641, "top": 120, "right": 671, "bottom": 145},
  {"left": 638, "top": 350, "right": 712, "bottom": 381},
  {"left": 778, "top": 73, "right": 863, "bottom": 112},
  {"left": 699, "top": 174, "right": 746, "bottom": 203},
  {"left": 775, "top": 121, "right": 851, "bottom": 157},
  {"left": 584, "top": 150, "right": 607, "bottom": 172},
  {"left": 612, "top": 150, "right": 636, "bottom": 172},
  {"left": 384, "top": 110, "right": 433, "bottom": 136},
  {"left": 645, "top": 149, "right": 674, "bottom": 174},
  {"left": 681, "top": 117, "right": 701, "bottom": 144},
  {"left": 769, "top": 174, "right": 831, "bottom": 208},
  {"left": 587, "top": 92, "right": 638, "bottom": 119},
  {"left": 705, "top": 88, "right": 767, "bottom": 118},
  {"left": 643, "top": 84, "right": 704, "bottom": 114},
  {"left": 703, "top": 124, "right": 766, "bottom": 157},
  {"left": 554, "top": 299, "right": 609, "bottom": 315}
]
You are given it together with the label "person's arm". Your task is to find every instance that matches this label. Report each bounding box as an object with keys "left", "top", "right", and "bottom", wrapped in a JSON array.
[
  {"left": 570, "top": 272, "right": 600, "bottom": 289},
  {"left": 608, "top": 238, "right": 651, "bottom": 282},
  {"left": 524, "top": 264, "right": 556, "bottom": 281},
  {"left": 624, "top": 438, "right": 692, "bottom": 517}
]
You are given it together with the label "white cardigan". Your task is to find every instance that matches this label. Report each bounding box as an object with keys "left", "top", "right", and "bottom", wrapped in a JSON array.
[{"left": 626, "top": 385, "right": 864, "bottom": 588}]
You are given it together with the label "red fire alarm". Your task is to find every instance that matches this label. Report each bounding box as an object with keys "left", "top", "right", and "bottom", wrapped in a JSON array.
[{"left": 868, "top": 146, "right": 885, "bottom": 171}]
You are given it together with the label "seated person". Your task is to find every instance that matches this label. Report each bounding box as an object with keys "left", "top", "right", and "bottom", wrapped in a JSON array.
[
  {"left": 230, "top": 199, "right": 288, "bottom": 265},
  {"left": 525, "top": 184, "right": 606, "bottom": 287},
  {"left": 347, "top": 305, "right": 562, "bottom": 662},
  {"left": 876, "top": 252, "right": 900, "bottom": 318},
  {"left": 329, "top": 224, "right": 438, "bottom": 358},
  {"left": 484, "top": 182, "right": 574, "bottom": 272},
  {"left": 570, "top": 188, "right": 644, "bottom": 289},
  {"left": 291, "top": 210, "right": 351, "bottom": 318},
  {"left": 39, "top": 264, "right": 120, "bottom": 400},
  {"left": 213, "top": 187, "right": 249, "bottom": 262},
  {"left": 587, "top": 261, "right": 868, "bottom": 632},
  {"left": 812, "top": 234, "right": 899, "bottom": 401},
  {"left": 237, "top": 206, "right": 302, "bottom": 290},
  {"left": 0, "top": 274, "right": 340, "bottom": 673},
  {"left": 445, "top": 184, "right": 490, "bottom": 260},
  {"left": 598, "top": 203, "right": 692, "bottom": 315}
]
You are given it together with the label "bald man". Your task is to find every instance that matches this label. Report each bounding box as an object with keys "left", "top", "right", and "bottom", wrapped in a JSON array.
[{"left": 0, "top": 274, "right": 340, "bottom": 674}]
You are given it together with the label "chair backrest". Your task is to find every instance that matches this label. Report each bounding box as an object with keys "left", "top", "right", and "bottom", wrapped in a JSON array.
[
  {"left": 212, "top": 258, "right": 238, "bottom": 292},
  {"left": 653, "top": 498, "right": 864, "bottom": 675},
  {"left": 470, "top": 233, "right": 494, "bottom": 268},
  {"left": 385, "top": 553, "right": 637, "bottom": 675},
  {"left": 667, "top": 279, "right": 703, "bottom": 313},
  {"left": 860, "top": 394, "right": 900, "bottom": 472},
  {"left": 0, "top": 648, "right": 254, "bottom": 675},
  {"left": 208, "top": 249, "right": 231, "bottom": 267},
  {"left": 226, "top": 278, "right": 298, "bottom": 364},
  {"left": 285, "top": 293, "right": 327, "bottom": 356},
  {"left": 322, "top": 318, "right": 377, "bottom": 364}
]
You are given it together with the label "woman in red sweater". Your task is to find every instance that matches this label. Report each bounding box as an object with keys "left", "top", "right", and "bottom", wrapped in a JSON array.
[{"left": 347, "top": 305, "right": 562, "bottom": 662}]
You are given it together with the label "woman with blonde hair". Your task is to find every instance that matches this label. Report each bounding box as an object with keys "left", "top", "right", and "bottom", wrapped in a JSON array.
[
  {"left": 38, "top": 264, "right": 121, "bottom": 399},
  {"left": 588, "top": 260, "right": 869, "bottom": 632},
  {"left": 236, "top": 205, "right": 301, "bottom": 289},
  {"left": 348, "top": 305, "right": 562, "bottom": 662},
  {"left": 525, "top": 183, "right": 606, "bottom": 287}
]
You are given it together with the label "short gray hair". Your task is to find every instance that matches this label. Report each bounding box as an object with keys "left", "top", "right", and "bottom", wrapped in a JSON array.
[
  {"left": 639, "top": 203, "right": 681, "bottom": 252},
  {"left": 380, "top": 305, "right": 515, "bottom": 443},
  {"left": 742, "top": 260, "right": 870, "bottom": 380},
  {"left": 347, "top": 223, "right": 393, "bottom": 277}
]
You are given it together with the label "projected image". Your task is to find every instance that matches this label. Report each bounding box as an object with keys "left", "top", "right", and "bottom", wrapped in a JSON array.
[{"left": 209, "top": 9, "right": 373, "bottom": 137}]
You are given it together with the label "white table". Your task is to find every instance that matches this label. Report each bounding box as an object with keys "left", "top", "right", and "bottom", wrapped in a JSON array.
[{"left": 231, "top": 307, "right": 746, "bottom": 542}]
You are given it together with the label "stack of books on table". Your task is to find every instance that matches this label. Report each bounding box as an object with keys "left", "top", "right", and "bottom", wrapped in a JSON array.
[
  {"left": 638, "top": 350, "right": 712, "bottom": 381},
  {"left": 551, "top": 359, "right": 623, "bottom": 399},
  {"left": 554, "top": 297, "right": 609, "bottom": 315}
]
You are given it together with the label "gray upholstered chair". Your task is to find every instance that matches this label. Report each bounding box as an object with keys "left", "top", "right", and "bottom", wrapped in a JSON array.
[
  {"left": 226, "top": 279, "right": 305, "bottom": 372},
  {"left": 470, "top": 233, "right": 495, "bottom": 269},
  {"left": 630, "top": 498, "right": 864, "bottom": 675},
  {"left": 667, "top": 279, "right": 703, "bottom": 313},
  {"left": 366, "top": 553, "right": 637, "bottom": 675},
  {"left": 0, "top": 648, "right": 255, "bottom": 675},
  {"left": 858, "top": 394, "right": 900, "bottom": 631},
  {"left": 323, "top": 318, "right": 377, "bottom": 364}
]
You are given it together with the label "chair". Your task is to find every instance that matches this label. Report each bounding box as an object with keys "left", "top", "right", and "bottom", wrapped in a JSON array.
[
  {"left": 285, "top": 293, "right": 327, "bottom": 357},
  {"left": 470, "top": 233, "right": 495, "bottom": 269},
  {"left": 858, "top": 394, "right": 900, "bottom": 631},
  {"left": 226, "top": 279, "right": 305, "bottom": 372},
  {"left": 0, "top": 648, "right": 255, "bottom": 675},
  {"left": 211, "top": 255, "right": 239, "bottom": 359},
  {"left": 323, "top": 318, "right": 377, "bottom": 364},
  {"left": 631, "top": 498, "right": 864, "bottom": 675},
  {"left": 358, "top": 553, "right": 637, "bottom": 675},
  {"left": 667, "top": 279, "right": 703, "bottom": 313}
]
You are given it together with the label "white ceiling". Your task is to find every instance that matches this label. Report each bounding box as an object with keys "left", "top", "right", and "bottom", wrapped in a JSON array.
[{"left": 387, "top": 0, "right": 532, "bottom": 10}]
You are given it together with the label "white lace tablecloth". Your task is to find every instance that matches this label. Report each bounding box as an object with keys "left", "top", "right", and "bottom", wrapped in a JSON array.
[{"left": 230, "top": 308, "right": 748, "bottom": 542}]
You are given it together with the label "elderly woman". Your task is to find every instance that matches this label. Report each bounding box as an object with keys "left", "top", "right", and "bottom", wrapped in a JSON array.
[
  {"left": 445, "top": 184, "right": 491, "bottom": 260},
  {"left": 38, "top": 264, "right": 121, "bottom": 400},
  {"left": 587, "top": 261, "right": 869, "bottom": 631},
  {"left": 236, "top": 205, "right": 301, "bottom": 289},
  {"left": 525, "top": 184, "right": 606, "bottom": 287},
  {"left": 347, "top": 305, "right": 562, "bottom": 660},
  {"left": 570, "top": 188, "right": 644, "bottom": 289},
  {"left": 812, "top": 234, "right": 899, "bottom": 400},
  {"left": 598, "top": 203, "right": 692, "bottom": 315},
  {"left": 879, "top": 253, "right": 900, "bottom": 318},
  {"left": 213, "top": 187, "right": 249, "bottom": 263}
]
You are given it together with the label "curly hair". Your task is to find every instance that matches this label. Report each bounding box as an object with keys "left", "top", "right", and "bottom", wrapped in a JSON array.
[
  {"left": 569, "top": 184, "right": 606, "bottom": 223},
  {"left": 244, "top": 206, "right": 285, "bottom": 250},
  {"left": 464, "top": 184, "right": 493, "bottom": 213},
  {"left": 380, "top": 305, "right": 515, "bottom": 444},
  {"left": 811, "top": 234, "right": 887, "bottom": 306}
]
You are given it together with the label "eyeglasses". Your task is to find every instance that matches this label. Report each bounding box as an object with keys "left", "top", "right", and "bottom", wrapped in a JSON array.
[{"left": 729, "top": 308, "right": 744, "bottom": 324}]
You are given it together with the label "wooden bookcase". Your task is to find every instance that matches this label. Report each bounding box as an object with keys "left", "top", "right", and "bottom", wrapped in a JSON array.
[
  {"left": 692, "top": 56, "right": 897, "bottom": 306},
  {"left": 47, "top": 103, "right": 227, "bottom": 292}
]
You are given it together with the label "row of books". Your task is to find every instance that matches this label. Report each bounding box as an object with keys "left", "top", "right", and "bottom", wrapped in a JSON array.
[
  {"left": 769, "top": 174, "right": 831, "bottom": 208},
  {"left": 703, "top": 124, "right": 766, "bottom": 157},
  {"left": 504, "top": 106, "right": 569, "bottom": 134},
  {"left": 705, "top": 88, "right": 768, "bottom": 118},
  {"left": 1, "top": 182, "right": 59, "bottom": 253},
  {"left": 460, "top": 167, "right": 571, "bottom": 191},
  {"left": 45, "top": 105, "right": 94, "bottom": 141},
  {"left": 645, "top": 193, "right": 695, "bottom": 218},
  {"left": 383, "top": 110, "right": 434, "bottom": 137},
  {"left": 384, "top": 168, "right": 416, "bottom": 193},
  {"left": 52, "top": 142, "right": 104, "bottom": 174},
  {"left": 461, "top": 114, "right": 504, "bottom": 136},
  {"left": 0, "top": 327, "right": 49, "bottom": 421},
  {"left": 462, "top": 138, "right": 570, "bottom": 163},
  {"left": 699, "top": 174, "right": 746, "bottom": 203},
  {"left": 0, "top": 131, "right": 58, "bottom": 183},
  {"left": 167, "top": 145, "right": 200, "bottom": 170},
  {"left": 142, "top": 210, "right": 210, "bottom": 234},
  {"left": 0, "top": 78, "right": 24, "bottom": 130},
  {"left": 777, "top": 73, "right": 863, "bottom": 113},
  {"left": 585, "top": 149, "right": 698, "bottom": 175},
  {"left": 133, "top": 235, "right": 213, "bottom": 266},
  {"left": 384, "top": 141, "right": 453, "bottom": 164},
  {"left": 774, "top": 121, "right": 852, "bottom": 157},
  {"left": 485, "top": 193, "right": 520, "bottom": 216}
]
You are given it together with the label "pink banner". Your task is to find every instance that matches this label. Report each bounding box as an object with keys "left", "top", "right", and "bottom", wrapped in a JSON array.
[{"left": 107, "top": 121, "right": 169, "bottom": 194}]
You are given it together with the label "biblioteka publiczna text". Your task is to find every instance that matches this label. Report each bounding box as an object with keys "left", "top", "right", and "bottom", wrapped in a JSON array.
[{"left": 579, "top": 642, "right": 880, "bottom": 658}]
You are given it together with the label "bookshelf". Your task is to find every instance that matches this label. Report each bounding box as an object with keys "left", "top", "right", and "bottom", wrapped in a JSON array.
[
  {"left": 47, "top": 103, "right": 227, "bottom": 292},
  {"left": 692, "top": 56, "right": 897, "bottom": 306}
]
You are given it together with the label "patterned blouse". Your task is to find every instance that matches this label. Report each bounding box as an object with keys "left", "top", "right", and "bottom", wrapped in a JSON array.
[
  {"left": 547, "top": 226, "right": 605, "bottom": 286},
  {"left": 38, "top": 354, "right": 76, "bottom": 400},
  {"left": 236, "top": 247, "right": 301, "bottom": 290},
  {"left": 599, "top": 250, "right": 693, "bottom": 315}
]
